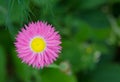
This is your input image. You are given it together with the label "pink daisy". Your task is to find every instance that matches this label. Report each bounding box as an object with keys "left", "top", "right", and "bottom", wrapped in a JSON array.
[{"left": 15, "top": 21, "right": 62, "bottom": 68}]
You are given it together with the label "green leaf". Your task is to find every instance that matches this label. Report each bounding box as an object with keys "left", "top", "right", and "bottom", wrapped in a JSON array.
[
  {"left": 64, "top": 16, "right": 93, "bottom": 42},
  {"left": 80, "top": 0, "right": 107, "bottom": 10},
  {"left": 61, "top": 40, "right": 82, "bottom": 72},
  {"left": 41, "top": 68, "right": 77, "bottom": 82},
  {"left": 91, "top": 63, "right": 120, "bottom": 82},
  {"left": 94, "top": 43, "right": 109, "bottom": 54},
  {"left": 92, "top": 28, "right": 111, "bottom": 41},
  {"left": 80, "top": 10, "right": 110, "bottom": 28},
  {"left": 75, "top": 23, "right": 92, "bottom": 42},
  {"left": 108, "top": 15, "right": 120, "bottom": 38},
  {"left": 48, "top": 64, "right": 60, "bottom": 69},
  {"left": 0, "top": 0, "right": 7, "bottom": 25},
  {"left": 109, "top": 0, "right": 120, "bottom": 3},
  {"left": 0, "top": 45, "right": 6, "bottom": 82},
  {"left": 11, "top": 48, "right": 32, "bottom": 82}
]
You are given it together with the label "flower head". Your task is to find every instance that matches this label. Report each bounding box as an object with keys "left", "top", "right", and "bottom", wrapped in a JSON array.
[{"left": 15, "top": 21, "right": 62, "bottom": 68}]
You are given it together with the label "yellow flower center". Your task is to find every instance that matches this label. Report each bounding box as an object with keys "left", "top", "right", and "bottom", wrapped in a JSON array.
[{"left": 30, "top": 37, "right": 46, "bottom": 53}]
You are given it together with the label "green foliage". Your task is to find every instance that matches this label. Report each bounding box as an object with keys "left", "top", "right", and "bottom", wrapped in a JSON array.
[
  {"left": 0, "top": 0, "right": 120, "bottom": 82},
  {"left": 41, "top": 68, "right": 77, "bottom": 82},
  {"left": 11, "top": 49, "right": 32, "bottom": 82},
  {"left": 91, "top": 63, "right": 120, "bottom": 82},
  {"left": 0, "top": 46, "right": 6, "bottom": 82},
  {"left": 79, "top": 0, "right": 107, "bottom": 10}
]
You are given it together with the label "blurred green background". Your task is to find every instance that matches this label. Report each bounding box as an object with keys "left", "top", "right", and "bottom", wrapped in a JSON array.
[{"left": 0, "top": 0, "right": 120, "bottom": 82}]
